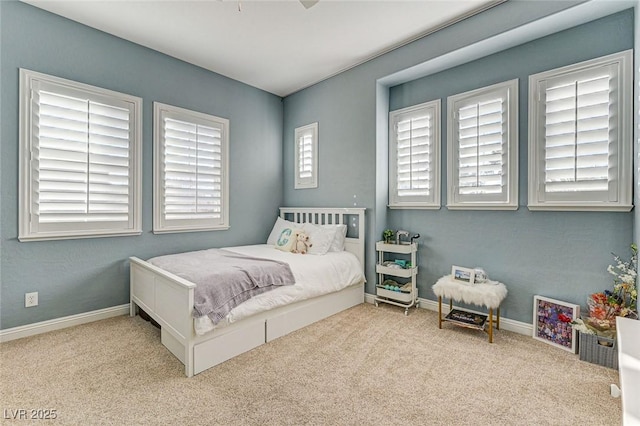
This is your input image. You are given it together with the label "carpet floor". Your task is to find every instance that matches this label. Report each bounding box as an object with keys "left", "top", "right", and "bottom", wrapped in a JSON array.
[{"left": 1, "top": 303, "right": 620, "bottom": 425}]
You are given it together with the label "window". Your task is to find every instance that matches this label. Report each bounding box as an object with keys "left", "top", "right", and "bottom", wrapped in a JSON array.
[
  {"left": 447, "top": 79, "right": 518, "bottom": 210},
  {"left": 294, "top": 122, "right": 318, "bottom": 189},
  {"left": 153, "top": 103, "right": 229, "bottom": 233},
  {"left": 389, "top": 100, "right": 441, "bottom": 209},
  {"left": 528, "top": 50, "right": 633, "bottom": 211},
  {"left": 19, "top": 69, "right": 142, "bottom": 242}
]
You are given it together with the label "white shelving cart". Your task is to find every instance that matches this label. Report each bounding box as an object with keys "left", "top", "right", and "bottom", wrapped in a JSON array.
[{"left": 374, "top": 241, "right": 418, "bottom": 315}]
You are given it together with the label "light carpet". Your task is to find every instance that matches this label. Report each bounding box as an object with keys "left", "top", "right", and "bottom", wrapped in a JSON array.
[{"left": 1, "top": 303, "right": 620, "bottom": 425}]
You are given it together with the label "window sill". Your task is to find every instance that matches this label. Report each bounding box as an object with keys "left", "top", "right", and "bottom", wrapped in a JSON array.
[
  {"left": 18, "top": 229, "right": 143, "bottom": 242},
  {"left": 388, "top": 204, "right": 441, "bottom": 210},
  {"left": 527, "top": 204, "right": 633, "bottom": 212},
  {"left": 446, "top": 203, "right": 518, "bottom": 211},
  {"left": 153, "top": 225, "right": 231, "bottom": 234}
]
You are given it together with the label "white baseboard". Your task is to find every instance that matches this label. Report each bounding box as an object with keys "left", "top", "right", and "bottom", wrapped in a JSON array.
[
  {"left": 365, "top": 293, "right": 532, "bottom": 336},
  {"left": 0, "top": 304, "right": 130, "bottom": 343}
]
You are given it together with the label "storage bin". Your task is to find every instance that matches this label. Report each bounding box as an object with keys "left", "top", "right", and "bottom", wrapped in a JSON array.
[{"left": 578, "top": 332, "right": 618, "bottom": 370}]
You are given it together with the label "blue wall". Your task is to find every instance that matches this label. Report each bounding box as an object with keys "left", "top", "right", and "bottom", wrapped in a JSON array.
[
  {"left": 284, "top": 3, "right": 635, "bottom": 323},
  {"left": 0, "top": 1, "right": 284, "bottom": 329},
  {"left": 386, "top": 10, "right": 634, "bottom": 322}
]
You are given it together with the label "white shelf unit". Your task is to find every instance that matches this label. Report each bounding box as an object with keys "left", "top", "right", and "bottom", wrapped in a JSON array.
[{"left": 374, "top": 241, "right": 418, "bottom": 315}]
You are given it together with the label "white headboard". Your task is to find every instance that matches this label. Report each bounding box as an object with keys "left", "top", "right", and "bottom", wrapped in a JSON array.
[{"left": 279, "top": 207, "right": 366, "bottom": 268}]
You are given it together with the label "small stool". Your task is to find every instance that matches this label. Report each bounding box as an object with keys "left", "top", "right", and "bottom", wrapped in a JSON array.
[{"left": 432, "top": 275, "right": 507, "bottom": 343}]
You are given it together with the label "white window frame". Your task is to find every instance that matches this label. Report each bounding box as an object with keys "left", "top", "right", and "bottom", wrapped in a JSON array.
[
  {"left": 447, "top": 79, "right": 519, "bottom": 210},
  {"left": 389, "top": 100, "right": 441, "bottom": 209},
  {"left": 18, "top": 69, "right": 142, "bottom": 242},
  {"left": 294, "top": 122, "right": 318, "bottom": 189},
  {"left": 153, "top": 102, "right": 230, "bottom": 234},
  {"left": 528, "top": 50, "right": 633, "bottom": 212}
]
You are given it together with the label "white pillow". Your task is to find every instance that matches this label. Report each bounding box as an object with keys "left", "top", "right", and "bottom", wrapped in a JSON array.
[
  {"left": 309, "top": 224, "right": 347, "bottom": 252},
  {"left": 267, "top": 217, "right": 301, "bottom": 246},
  {"left": 325, "top": 224, "right": 347, "bottom": 252},
  {"left": 302, "top": 223, "right": 335, "bottom": 255}
]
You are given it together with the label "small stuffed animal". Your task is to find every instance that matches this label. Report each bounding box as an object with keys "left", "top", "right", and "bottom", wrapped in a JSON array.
[{"left": 292, "top": 231, "right": 312, "bottom": 254}]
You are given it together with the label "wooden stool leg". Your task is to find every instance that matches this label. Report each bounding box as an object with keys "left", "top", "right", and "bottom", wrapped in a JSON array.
[
  {"left": 496, "top": 307, "right": 500, "bottom": 330},
  {"left": 488, "top": 308, "right": 493, "bottom": 343},
  {"left": 438, "top": 296, "right": 442, "bottom": 329}
]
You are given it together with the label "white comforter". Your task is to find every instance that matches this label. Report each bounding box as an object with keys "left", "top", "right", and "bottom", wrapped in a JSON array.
[{"left": 193, "top": 244, "right": 365, "bottom": 335}]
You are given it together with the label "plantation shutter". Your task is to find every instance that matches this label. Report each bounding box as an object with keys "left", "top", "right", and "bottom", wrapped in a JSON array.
[
  {"left": 389, "top": 100, "right": 440, "bottom": 208},
  {"left": 35, "top": 89, "right": 131, "bottom": 224},
  {"left": 297, "top": 132, "right": 313, "bottom": 181},
  {"left": 447, "top": 79, "right": 517, "bottom": 209},
  {"left": 163, "top": 118, "right": 223, "bottom": 221},
  {"left": 541, "top": 68, "right": 614, "bottom": 198},
  {"left": 19, "top": 69, "right": 142, "bottom": 241},
  {"left": 456, "top": 97, "right": 505, "bottom": 196},
  {"left": 396, "top": 112, "right": 432, "bottom": 198},
  {"left": 153, "top": 103, "right": 229, "bottom": 233},
  {"left": 528, "top": 50, "right": 632, "bottom": 211},
  {"left": 294, "top": 122, "right": 318, "bottom": 189}
]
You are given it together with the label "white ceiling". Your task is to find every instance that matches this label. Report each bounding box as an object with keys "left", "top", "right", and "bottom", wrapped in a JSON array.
[{"left": 22, "top": 0, "right": 500, "bottom": 97}]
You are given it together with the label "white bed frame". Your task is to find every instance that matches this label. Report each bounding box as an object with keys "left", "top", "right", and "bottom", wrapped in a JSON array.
[{"left": 129, "top": 207, "right": 366, "bottom": 377}]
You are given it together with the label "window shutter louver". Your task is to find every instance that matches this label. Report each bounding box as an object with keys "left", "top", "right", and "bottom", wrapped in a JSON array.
[
  {"left": 36, "top": 91, "right": 131, "bottom": 223},
  {"left": 19, "top": 69, "right": 142, "bottom": 241},
  {"left": 294, "top": 122, "right": 318, "bottom": 189},
  {"left": 447, "top": 79, "right": 518, "bottom": 209},
  {"left": 163, "top": 118, "right": 223, "bottom": 221},
  {"left": 297, "top": 133, "right": 314, "bottom": 180},
  {"left": 543, "top": 73, "right": 612, "bottom": 194},
  {"left": 456, "top": 98, "right": 505, "bottom": 196},
  {"left": 396, "top": 114, "right": 432, "bottom": 197},
  {"left": 389, "top": 99, "right": 440, "bottom": 208}
]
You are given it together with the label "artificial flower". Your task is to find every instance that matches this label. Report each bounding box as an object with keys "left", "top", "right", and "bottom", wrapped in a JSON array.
[{"left": 574, "top": 244, "right": 638, "bottom": 338}]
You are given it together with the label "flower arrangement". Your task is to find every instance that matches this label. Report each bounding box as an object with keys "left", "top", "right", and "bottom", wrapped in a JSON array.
[{"left": 573, "top": 244, "right": 638, "bottom": 340}]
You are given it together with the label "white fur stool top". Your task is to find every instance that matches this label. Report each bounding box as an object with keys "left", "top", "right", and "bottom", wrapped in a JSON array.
[{"left": 432, "top": 275, "right": 507, "bottom": 309}]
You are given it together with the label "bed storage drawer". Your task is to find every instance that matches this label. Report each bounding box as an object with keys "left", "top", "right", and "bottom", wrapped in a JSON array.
[
  {"left": 266, "top": 283, "right": 364, "bottom": 342},
  {"left": 193, "top": 319, "right": 265, "bottom": 374}
]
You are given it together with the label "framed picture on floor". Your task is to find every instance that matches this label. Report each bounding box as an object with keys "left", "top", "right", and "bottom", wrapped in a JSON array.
[{"left": 533, "top": 295, "right": 580, "bottom": 353}]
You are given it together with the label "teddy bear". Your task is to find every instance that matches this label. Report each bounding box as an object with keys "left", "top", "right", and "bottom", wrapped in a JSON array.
[{"left": 291, "top": 231, "right": 312, "bottom": 254}]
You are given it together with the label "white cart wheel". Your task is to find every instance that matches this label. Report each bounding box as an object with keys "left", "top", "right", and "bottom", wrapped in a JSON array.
[
  {"left": 404, "top": 309, "right": 408, "bottom": 316},
  {"left": 374, "top": 302, "right": 378, "bottom": 307}
]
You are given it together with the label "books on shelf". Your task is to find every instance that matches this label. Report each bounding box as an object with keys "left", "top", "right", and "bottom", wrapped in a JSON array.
[{"left": 444, "top": 309, "right": 487, "bottom": 330}]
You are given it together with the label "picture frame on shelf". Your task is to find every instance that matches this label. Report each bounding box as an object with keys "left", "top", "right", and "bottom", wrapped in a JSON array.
[
  {"left": 451, "top": 265, "right": 475, "bottom": 284},
  {"left": 533, "top": 295, "right": 580, "bottom": 353}
]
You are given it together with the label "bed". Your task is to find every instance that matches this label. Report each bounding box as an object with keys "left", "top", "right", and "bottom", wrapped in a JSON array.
[{"left": 129, "top": 207, "right": 366, "bottom": 377}]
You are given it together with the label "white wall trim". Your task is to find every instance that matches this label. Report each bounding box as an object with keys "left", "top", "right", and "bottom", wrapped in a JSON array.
[
  {"left": 0, "top": 304, "right": 130, "bottom": 343},
  {"left": 365, "top": 293, "right": 532, "bottom": 336}
]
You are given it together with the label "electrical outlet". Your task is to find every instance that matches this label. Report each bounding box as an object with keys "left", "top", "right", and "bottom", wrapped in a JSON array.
[{"left": 25, "top": 292, "right": 38, "bottom": 308}]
